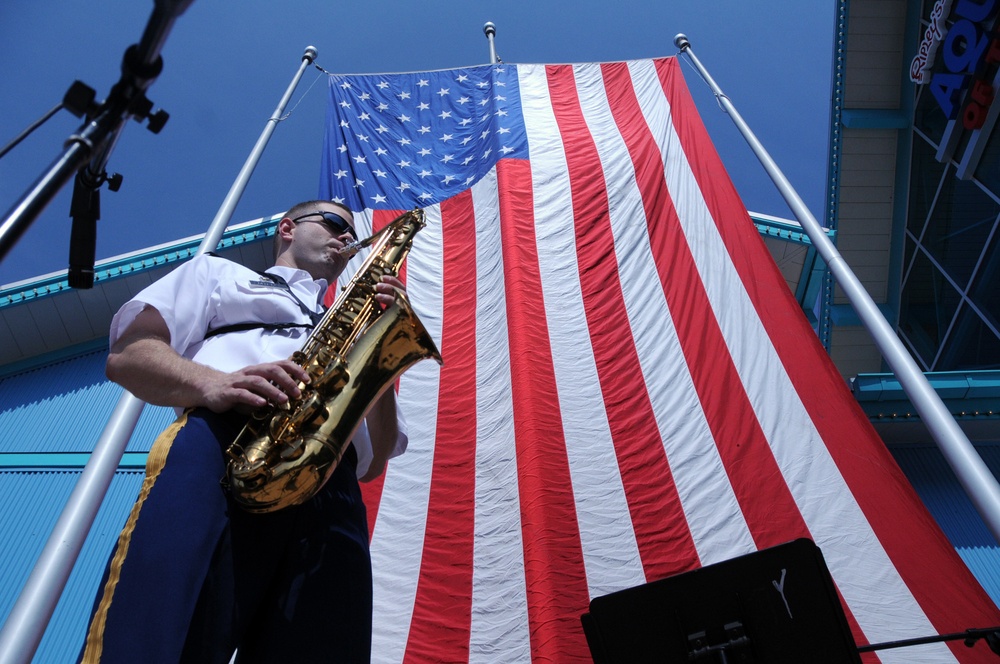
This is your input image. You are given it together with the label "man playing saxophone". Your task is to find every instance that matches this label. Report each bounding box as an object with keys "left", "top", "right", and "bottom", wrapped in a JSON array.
[{"left": 80, "top": 200, "right": 406, "bottom": 663}]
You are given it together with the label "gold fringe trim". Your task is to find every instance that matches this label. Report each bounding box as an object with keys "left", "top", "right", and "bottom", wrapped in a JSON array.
[{"left": 80, "top": 411, "right": 190, "bottom": 663}]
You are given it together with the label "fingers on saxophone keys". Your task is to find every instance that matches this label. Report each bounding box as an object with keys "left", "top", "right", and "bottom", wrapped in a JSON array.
[
  {"left": 275, "top": 360, "right": 311, "bottom": 386},
  {"left": 372, "top": 277, "right": 394, "bottom": 310},
  {"left": 242, "top": 362, "right": 307, "bottom": 402}
]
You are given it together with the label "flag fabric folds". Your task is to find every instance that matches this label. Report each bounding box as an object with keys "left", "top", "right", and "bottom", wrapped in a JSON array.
[{"left": 319, "top": 57, "right": 1000, "bottom": 662}]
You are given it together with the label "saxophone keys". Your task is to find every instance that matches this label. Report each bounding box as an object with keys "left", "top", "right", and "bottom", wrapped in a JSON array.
[
  {"left": 286, "top": 391, "right": 326, "bottom": 430},
  {"left": 278, "top": 438, "right": 306, "bottom": 462},
  {"left": 313, "top": 358, "right": 349, "bottom": 391}
]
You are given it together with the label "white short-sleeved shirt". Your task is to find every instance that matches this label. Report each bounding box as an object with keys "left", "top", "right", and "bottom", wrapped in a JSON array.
[{"left": 109, "top": 254, "right": 407, "bottom": 477}]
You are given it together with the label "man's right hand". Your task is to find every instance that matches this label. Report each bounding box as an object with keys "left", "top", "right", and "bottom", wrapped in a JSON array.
[{"left": 199, "top": 360, "right": 311, "bottom": 413}]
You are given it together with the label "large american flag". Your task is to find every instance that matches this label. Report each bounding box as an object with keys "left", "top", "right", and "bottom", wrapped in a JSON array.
[{"left": 320, "top": 57, "right": 1000, "bottom": 662}]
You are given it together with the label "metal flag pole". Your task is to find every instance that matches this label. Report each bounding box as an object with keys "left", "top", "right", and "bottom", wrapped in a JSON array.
[
  {"left": 674, "top": 34, "right": 1000, "bottom": 545},
  {"left": 199, "top": 45, "right": 317, "bottom": 253},
  {"left": 484, "top": 22, "right": 498, "bottom": 64},
  {"left": 0, "top": 45, "right": 318, "bottom": 664}
]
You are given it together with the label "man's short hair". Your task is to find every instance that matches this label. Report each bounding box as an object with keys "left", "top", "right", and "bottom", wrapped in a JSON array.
[{"left": 273, "top": 200, "right": 355, "bottom": 260}]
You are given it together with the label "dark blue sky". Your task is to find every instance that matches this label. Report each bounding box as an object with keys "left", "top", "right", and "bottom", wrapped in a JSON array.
[{"left": 0, "top": 1, "right": 834, "bottom": 286}]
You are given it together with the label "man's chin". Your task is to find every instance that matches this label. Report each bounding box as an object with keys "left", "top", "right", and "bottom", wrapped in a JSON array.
[{"left": 317, "top": 261, "right": 346, "bottom": 284}]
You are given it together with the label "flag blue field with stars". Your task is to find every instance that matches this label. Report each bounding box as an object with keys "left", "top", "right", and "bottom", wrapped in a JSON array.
[{"left": 319, "top": 64, "right": 527, "bottom": 210}]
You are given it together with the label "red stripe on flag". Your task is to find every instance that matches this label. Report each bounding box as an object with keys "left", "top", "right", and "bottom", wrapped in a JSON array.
[
  {"left": 545, "top": 64, "right": 700, "bottom": 582},
  {"left": 601, "top": 60, "right": 812, "bottom": 550},
  {"left": 359, "top": 209, "right": 406, "bottom": 540},
  {"left": 496, "top": 158, "right": 592, "bottom": 659},
  {"left": 403, "top": 192, "right": 478, "bottom": 662},
  {"left": 654, "top": 57, "right": 1000, "bottom": 657}
]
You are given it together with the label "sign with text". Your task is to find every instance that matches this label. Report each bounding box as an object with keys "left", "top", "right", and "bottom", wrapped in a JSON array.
[{"left": 911, "top": 0, "right": 1000, "bottom": 178}]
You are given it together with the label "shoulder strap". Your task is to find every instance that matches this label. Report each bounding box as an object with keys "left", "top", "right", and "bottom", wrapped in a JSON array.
[{"left": 203, "top": 321, "right": 313, "bottom": 340}]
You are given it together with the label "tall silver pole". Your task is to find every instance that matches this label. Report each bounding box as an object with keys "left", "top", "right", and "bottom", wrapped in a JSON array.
[
  {"left": 0, "top": 46, "right": 319, "bottom": 664},
  {"left": 199, "top": 45, "right": 317, "bottom": 253},
  {"left": 483, "top": 22, "right": 498, "bottom": 64},
  {"left": 673, "top": 34, "right": 1000, "bottom": 544}
]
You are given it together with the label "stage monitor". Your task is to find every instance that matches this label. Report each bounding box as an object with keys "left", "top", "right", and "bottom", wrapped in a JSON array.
[{"left": 582, "top": 538, "right": 861, "bottom": 663}]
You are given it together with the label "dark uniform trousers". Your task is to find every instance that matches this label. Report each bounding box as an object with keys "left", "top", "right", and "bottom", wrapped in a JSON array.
[{"left": 80, "top": 408, "right": 372, "bottom": 664}]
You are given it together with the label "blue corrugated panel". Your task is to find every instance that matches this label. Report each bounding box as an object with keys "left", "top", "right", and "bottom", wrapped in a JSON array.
[
  {"left": 0, "top": 469, "right": 143, "bottom": 663},
  {"left": 0, "top": 347, "right": 176, "bottom": 454},
  {"left": 889, "top": 444, "right": 1000, "bottom": 607}
]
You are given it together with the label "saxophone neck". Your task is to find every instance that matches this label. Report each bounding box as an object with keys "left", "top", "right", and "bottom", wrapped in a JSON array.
[{"left": 336, "top": 208, "right": 425, "bottom": 258}]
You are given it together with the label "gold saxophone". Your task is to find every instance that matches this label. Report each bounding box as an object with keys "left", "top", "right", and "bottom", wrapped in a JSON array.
[{"left": 225, "top": 208, "right": 442, "bottom": 512}]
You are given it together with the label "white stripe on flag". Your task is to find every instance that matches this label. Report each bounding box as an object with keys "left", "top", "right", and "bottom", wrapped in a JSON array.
[
  {"left": 468, "top": 173, "right": 532, "bottom": 662},
  {"left": 572, "top": 61, "right": 758, "bottom": 566},
  {"left": 518, "top": 63, "right": 646, "bottom": 598},
  {"left": 628, "top": 58, "right": 955, "bottom": 662}
]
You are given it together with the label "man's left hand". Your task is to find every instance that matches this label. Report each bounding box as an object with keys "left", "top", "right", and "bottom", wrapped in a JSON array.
[{"left": 374, "top": 275, "right": 405, "bottom": 309}]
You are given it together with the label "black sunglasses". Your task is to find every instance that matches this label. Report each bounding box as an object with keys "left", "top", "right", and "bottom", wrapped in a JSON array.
[{"left": 290, "top": 210, "right": 358, "bottom": 241}]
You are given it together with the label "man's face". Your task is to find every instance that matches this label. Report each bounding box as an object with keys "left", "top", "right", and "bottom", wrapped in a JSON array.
[{"left": 283, "top": 204, "right": 356, "bottom": 282}]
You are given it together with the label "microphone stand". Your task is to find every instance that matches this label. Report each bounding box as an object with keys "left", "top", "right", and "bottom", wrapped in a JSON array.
[
  {"left": 858, "top": 626, "right": 1000, "bottom": 658},
  {"left": 0, "top": 43, "right": 319, "bottom": 664},
  {"left": 0, "top": 0, "right": 195, "bottom": 288}
]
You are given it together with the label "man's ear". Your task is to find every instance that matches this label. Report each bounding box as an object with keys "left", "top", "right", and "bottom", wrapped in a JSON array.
[{"left": 276, "top": 217, "right": 296, "bottom": 242}]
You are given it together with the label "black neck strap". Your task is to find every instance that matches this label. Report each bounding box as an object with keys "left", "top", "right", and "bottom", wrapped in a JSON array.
[
  {"left": 200, "top": 256, "right": 326, "bottom": 340},
  {"left": 259, "top": 270, "right": 324, "bottom": 326}
]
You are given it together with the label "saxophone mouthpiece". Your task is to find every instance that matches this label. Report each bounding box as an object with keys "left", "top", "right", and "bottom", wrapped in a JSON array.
[
  {"left": 337, "top": 242, "right": 361, "bottom": 257},
  {"left": 337, "top": 233, "right": 378, "bottom": 256}
]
